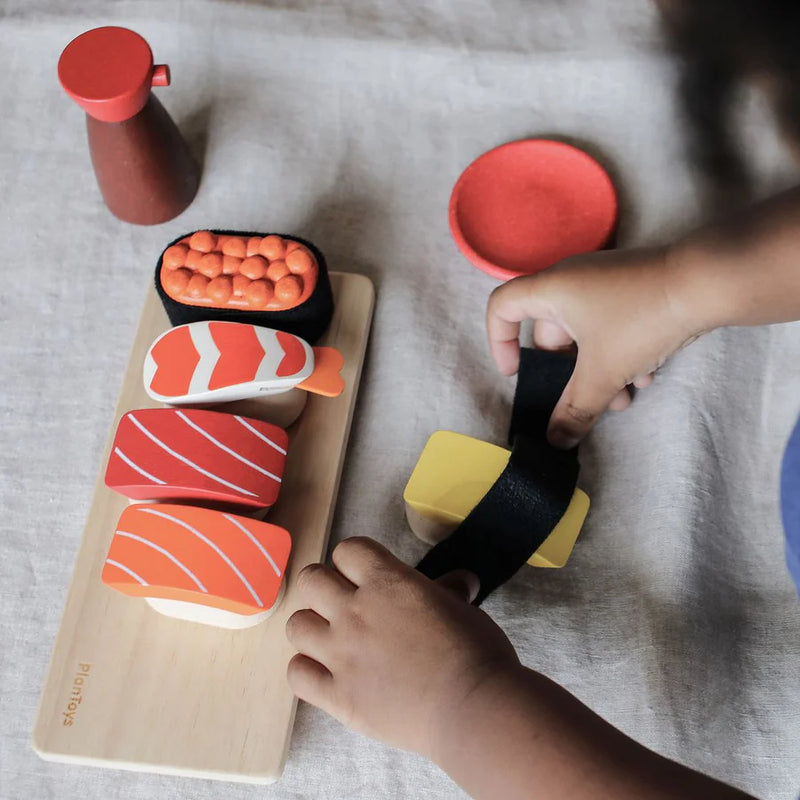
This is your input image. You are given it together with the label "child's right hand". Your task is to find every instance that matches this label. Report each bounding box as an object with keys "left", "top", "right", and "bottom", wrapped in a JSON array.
[{"left": 486, "top": 246, "right": 706, "bottom": 448}]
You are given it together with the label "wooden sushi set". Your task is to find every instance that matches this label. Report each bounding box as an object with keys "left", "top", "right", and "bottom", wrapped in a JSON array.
[
  {"left": 40, "top": 24, "right": 602, "bottom": 786},
  {"left": 33, "top": 230, "right": 375, "bottom": 782}
]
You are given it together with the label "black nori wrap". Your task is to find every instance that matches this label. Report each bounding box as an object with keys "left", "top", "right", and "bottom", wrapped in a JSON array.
[
  {"left": 154, "top": 229, "right": 335, "bottom": 344},
  {"left": 416, "top": 349, "right": 580, "bottom": 605}
]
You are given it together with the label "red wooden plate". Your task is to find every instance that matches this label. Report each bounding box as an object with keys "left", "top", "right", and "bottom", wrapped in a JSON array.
[{"left": 449, "top": 139, "right": 618, "bottom": 281}]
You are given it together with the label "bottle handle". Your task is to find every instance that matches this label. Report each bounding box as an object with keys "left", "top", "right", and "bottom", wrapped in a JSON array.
[{"left": 151, "top": 64, "right": 171, "bottom": 87}]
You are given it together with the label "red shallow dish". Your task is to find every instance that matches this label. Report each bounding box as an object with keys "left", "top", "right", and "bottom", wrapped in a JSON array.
[{"left": 449, "top": 139, "right": 618, "bottom": 281}]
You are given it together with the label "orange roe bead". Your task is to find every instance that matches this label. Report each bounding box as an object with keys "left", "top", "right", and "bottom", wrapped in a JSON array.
[
  {"left": 245, "top": 279, "right": 274, "bottom": 308},
  {"left": 207, "top": 276, "right": 233, "bottom": 304},
  {"left": 222, "top": 237, "right": 247, "bottom": 258},
  {"left": 275, "top": 275, "right": 302, "bottom": 304},
  {"left": 185, "top": 249, "right": 203, "bottom": 270},
  {"left": 163, "top": 243, "right": 189, "bottom": 269},
  {"left": 187, "top": 273, "right": 210, "bottom": 298},
  {"left": 189, "top": 230, "right": 216, "bottom": 253},
  {"left": 259, "top": 235, "right": 286, "bottom": 260},
  {"left": 222, "top": 255, "right": 242, "bottom": 275},
  {"left": 246, "top": 237, "right": 262, "bottom": 256},
  {"left": 285, "top": 239, "right": 301, "bottom": 253},
  {"left": 232, "top": 274, "right": 250, "bottom": 297},
  {"left": 286, "top": 247, "right": 313, "bottom": 274},
  {"left": 240, "top": 255, "right": 268, "bottom": 280},
  {"left": 267, "top": 260, "right": 290, "bottom": 282},
  {"left": 198, "top": 253, "right": 223, "bottom": 278},
  {"left": 163, "top": 268, "right": 192, "bottom": 294}
]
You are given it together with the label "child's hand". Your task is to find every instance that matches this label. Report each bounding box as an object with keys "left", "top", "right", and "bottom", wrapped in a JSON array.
[
  {"left": 486, "top": 246, "right": 704, "bottom": 449},
  {"left": 286, "top": 538, "right": 755, "bottom": 800},
  {"left": 285, "top": 537, "right": 518, "bottom": 758}
]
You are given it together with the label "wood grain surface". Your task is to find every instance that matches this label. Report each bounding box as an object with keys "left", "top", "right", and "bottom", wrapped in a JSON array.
[{"left": 33, "top": 272, "right": 375, "bottom": 783}]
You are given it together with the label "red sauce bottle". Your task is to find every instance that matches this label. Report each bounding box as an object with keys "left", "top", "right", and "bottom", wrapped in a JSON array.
[{"left": 58, "top": 27, "right": 200, "bottom": 225}]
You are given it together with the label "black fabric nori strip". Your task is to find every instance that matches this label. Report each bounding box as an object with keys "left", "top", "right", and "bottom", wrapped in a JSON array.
[
  {"left": 154, "top": 229, "right": 335, "bottom": 344},
  {"left": 416, "top": 348, "right": 579, "bottom": 604}
]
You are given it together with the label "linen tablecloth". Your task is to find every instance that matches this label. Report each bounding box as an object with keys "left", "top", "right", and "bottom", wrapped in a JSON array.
[{"left": 1, "top": 1, "right": 798, "bottom": 798}]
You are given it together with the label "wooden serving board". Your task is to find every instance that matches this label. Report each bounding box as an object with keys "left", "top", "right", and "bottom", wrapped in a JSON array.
[{"left": 33, "top": 272, "right": 375, "bottom": 783}]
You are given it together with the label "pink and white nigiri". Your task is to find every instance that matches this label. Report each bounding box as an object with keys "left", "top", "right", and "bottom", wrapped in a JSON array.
[{"left": 143, "top": 321, "right": 344, "bottom": 405}]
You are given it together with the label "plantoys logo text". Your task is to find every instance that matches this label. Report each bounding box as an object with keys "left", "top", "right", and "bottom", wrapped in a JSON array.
[{"left": 62, "top": 662, "right": 91, "bottom": 727}]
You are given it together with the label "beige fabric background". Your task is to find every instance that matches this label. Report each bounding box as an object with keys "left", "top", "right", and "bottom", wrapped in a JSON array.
[{"left": 1, "top": 1, "right": 799, "bottom": 798}]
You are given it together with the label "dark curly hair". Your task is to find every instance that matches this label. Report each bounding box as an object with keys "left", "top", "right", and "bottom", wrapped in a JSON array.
[{"left": 660, "top": 0, "right": 800, "bottom": 201}]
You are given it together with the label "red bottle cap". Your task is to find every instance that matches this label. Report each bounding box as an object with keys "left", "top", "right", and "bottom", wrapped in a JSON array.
[
  {"left": 449, "top": 139, "right": 618, "bottom": 281},
  {"left": 58, "top": 27, "right": 171, "bottom": 123}
]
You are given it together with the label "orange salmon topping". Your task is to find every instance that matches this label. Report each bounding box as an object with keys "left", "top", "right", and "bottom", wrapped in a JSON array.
[{"left": 102, "top": 504, "right": 291, "bottom": 614}]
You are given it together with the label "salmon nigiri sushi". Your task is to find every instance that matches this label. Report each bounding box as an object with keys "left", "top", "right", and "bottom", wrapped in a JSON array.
[
  {"left": 143, "top": 321, "right": 344, "bottom": 405},
  {"left": 102, "top": 504, "right": 291, "bottom": 629},
  {"left": 104, "top": 408, "right": 288, "bottom": 510}
]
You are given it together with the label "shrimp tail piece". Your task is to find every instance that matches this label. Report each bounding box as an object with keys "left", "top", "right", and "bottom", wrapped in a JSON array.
[{"left": 297, "top": 347, "right": 345, "bottom": 397}]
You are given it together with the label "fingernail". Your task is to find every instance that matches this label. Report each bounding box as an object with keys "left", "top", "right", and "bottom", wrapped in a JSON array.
[
  {"left": 438, "top": 570, "right": 480, "bottom": 603},
  {"left": 548, "top": 428, "right": 579, "bottom": 450},
  {"left": 461, "top": 571, "right": 480, "bottom": 604}
]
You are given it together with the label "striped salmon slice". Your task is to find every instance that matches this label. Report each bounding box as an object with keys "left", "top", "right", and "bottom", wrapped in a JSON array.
[
  {"left": 104, "top": 408, "right": 288, "bottom": 509},
  {"left": 102, "top": 504, "right": 291, "bottom": 617},
  {"left": 143, "top": 321, "right": 344, "bottom": 404}
]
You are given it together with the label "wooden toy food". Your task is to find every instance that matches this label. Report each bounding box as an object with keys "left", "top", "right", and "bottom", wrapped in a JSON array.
[
  {"left": 102, "top": 503, "right": 291, "bottom": 629},
  {"left": 449, "top": 139, "right": 617, "bottom": 280},
  {"left": 58, "top": 27, "right": 199, "bottom": 225},
  {"left": 414, "top": 348, "right": 586, "bottom": 604},
  {"left": 404, "top": 431, "right": 589, "bottom": 568},
  {"left": 34, "top": 271, "right": 375, "bottom": 783},
  {"left": 105, "top": 408, "right": 288, "bottom": 510},
  {"left": 143, "top": 321, "right": 344, "bottom": 404},
  {"left": 155, "top": 230, "right": 334, "bottom": 343}
]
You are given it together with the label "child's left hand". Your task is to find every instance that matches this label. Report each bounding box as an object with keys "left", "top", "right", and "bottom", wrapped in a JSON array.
[
  {"left": 285, "top": 537, "right": 518, "bottom": 759},
  {"left": 287, "top": 539, "right": 756, "bottom": 800}
]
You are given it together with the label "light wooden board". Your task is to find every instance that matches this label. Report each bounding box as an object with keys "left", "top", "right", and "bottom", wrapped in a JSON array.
[{"left": 33, "top": 272, "right": 375, "bottom": 783}]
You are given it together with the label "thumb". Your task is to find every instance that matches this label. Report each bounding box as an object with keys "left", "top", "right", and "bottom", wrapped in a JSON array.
[
  {"left": 547, "top": 354, "right": 621, "bottom": 449},
  {"left": 435, "top": 570, "right": 480, "bottom": 603}
]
